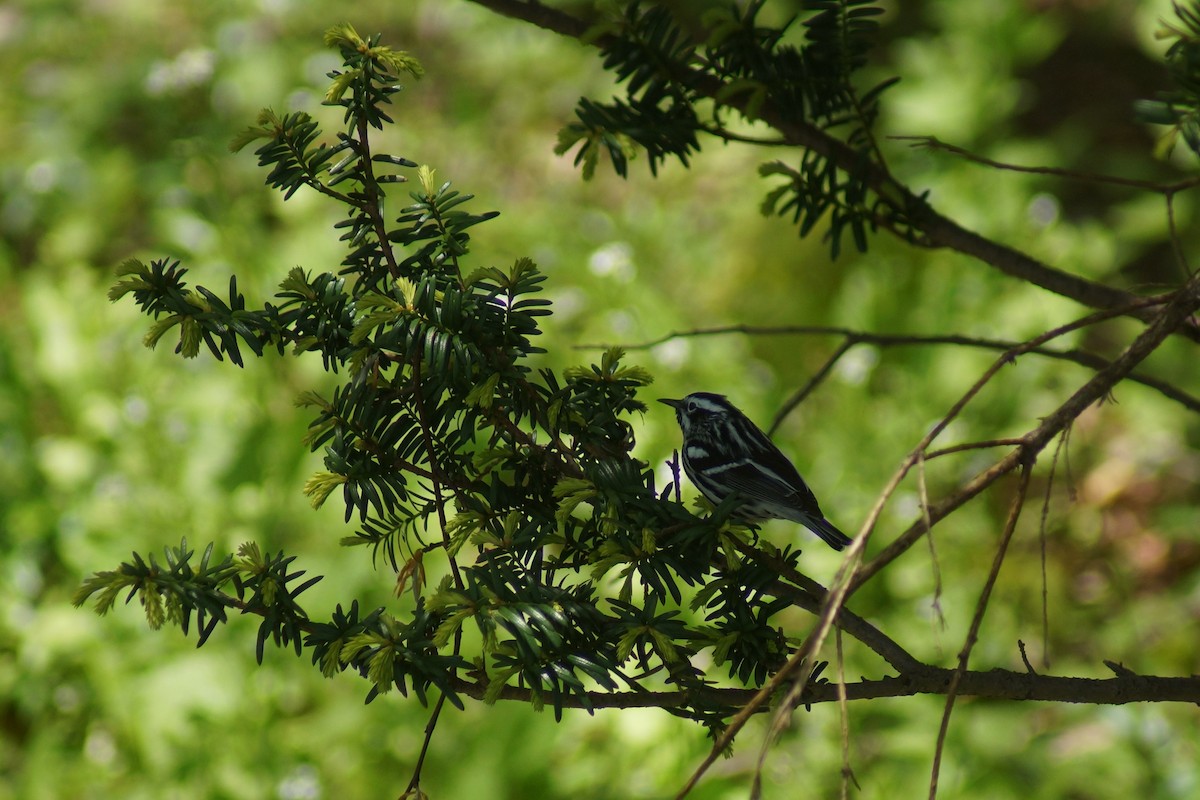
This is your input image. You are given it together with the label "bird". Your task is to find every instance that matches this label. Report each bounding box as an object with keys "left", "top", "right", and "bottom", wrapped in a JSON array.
[{"left": 659, "top": 392, "right": 851, "bottom": 551}]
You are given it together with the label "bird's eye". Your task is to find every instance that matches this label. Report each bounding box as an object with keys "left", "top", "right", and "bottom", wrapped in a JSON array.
[{"left": 686, "top": 400, "right": 698, "bottom": 412}]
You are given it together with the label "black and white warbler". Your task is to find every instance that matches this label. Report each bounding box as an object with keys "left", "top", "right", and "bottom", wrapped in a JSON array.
[{"left": 660, "top": 392, "right": 851, "bottom": 551}]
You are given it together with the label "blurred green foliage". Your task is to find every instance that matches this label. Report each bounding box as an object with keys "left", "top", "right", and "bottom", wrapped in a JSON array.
[{"left": 2, "top": 1, "right": 1199, "bottom": 798}]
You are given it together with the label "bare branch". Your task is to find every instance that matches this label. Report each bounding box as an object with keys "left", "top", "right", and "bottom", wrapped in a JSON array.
[
  {"left": 929, "top": 464, "right": 1033, "bottom": 800},
  {"left": 769, "top": 339, "right": 854, "bottom": 435},
  {"left": 670, "top": 281, "right": 1200, "bottom": 795},
  {"left": 588, "top": 324, "right": 1200, "bottom": 414},
  {"left": 1038, "top": 429, "right": 1073, "bottom": 669},
  {"left": 856, "top": 272, "right": 1200, "bottom": 591},
  {"left": 835, "top": 629, "right": 860, "bottom": 799},
  {"left": 926, "top": 439, "right": 1027, "bottom": 459},
  {"left": 895, "top": 135, "right": 1200, "bottom": 194}
]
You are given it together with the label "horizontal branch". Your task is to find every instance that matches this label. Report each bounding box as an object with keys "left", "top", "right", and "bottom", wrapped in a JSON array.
[
  {"left": 447, "top": 666, "right": 1200, "bottom": 710},
  {"left": 816, "top": 667, "right": 1200, "bottom": 705},
  {"left": 183, "top": 550, "right": 1200, "bottom": 712},
  {"left": 586, "top": 319, "right": 1200, "bottom": 415}
]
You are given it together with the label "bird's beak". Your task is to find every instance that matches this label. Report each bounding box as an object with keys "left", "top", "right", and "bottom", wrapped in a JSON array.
[{"left": 658, "top": 398, "right": 683, "bottom": 409}]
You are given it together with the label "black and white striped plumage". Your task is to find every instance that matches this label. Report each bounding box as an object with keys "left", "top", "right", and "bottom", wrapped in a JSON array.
[{"left": 659, "top": 392, "right": 851, "bottom": 551}]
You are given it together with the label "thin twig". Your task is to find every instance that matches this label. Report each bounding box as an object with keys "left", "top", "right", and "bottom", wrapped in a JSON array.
[
  {"left": 411, "top": 356, "right": 463, "bottom": 589},
  {"left": 928, "top": 464, "right": 1032, "bottom": 800},
  {"left": 895, "top": 135, "right": 1200, "bottom": 194},
  {"left": 403, "top": 692, "right": 449, "bottom": 798},
  {"left": 355, "top": 114, "right": 403, "bottom": 281},
  {"left": 449, "top": 668, "right": 1200, "bottom": 710},
  {"left": 836, "top": 627, "right": 860, "bottom": 799},
  {"left": 926, "top": 439, "right": 1027, "bottom": 459},
  {"left": 166, "top": 586, "right": 1200, "bottom": 712},
  {"left": 679, "top": 286, "right": 1199, "bottom": 795},
  {"left": 768, "top": 339, "right": 854, "bottom": 435},
  {"left": 699, "top": 123, "right": 788, "bottom": 146},
  {"left": 593, "top": 323, "right": 1200, "bottom": 414},
  {"left": 852, "top": 294, "right": 1185, "bottom": 592},
  {"left": 917, "top": 452, "right": 944, "bottom": 628},
  {"left": 1018, "top": 640, "right": 1038, "bottom": 675},
  {"left": 1038, "top": 428, "right": 1072, "bottom": 670}
]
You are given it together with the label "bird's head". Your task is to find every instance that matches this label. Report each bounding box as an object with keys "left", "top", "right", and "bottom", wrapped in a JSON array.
[{"left": 658, "top": 392, "right": 733, "bottom": 437}]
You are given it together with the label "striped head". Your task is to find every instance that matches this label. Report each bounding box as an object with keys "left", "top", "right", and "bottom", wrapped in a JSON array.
[{"left": 658, "top": 392, "right": 739, "bottom": 441}]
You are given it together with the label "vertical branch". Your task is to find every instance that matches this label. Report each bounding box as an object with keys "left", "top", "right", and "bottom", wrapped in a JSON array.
[
  {"left": 927, "top": 463, "right": 1033, "bottom": 800},
  {"left": 405, "top": 354, "right": 467, "bottom": 797},
  {"left": 354, "top": 113, "right": 403, "bottom": 281},
  {"left": 410, "top": 354, "right": 462, "bottom": 589},
  {"left": 1037, "top": 426, "right": 1072, "bottom": 669},
  {"left": 917, "top": 451, "right": 944, "bottom": 626},
  {"left": 403, "top": 692, "right": 449, "bottom": 798},
  {"left": 667, "top": 450, "right": 683, "bottom": 504},
  {"left": 836, "top": 627, "right": 858, "bottom": 799}
]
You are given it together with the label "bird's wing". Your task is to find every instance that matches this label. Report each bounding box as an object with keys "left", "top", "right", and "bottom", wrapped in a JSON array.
[{"left": 707, "top": 452, "right": 824, "bottom": 518}]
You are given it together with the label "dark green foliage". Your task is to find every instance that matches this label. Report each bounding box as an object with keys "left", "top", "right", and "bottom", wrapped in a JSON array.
[
  {"left": 109, "top": 259, "right": 278, "bottom": 366},
  {"left": 556, "top": 0, "right": 899, "bottom": 258},
  {"left": 557, "top": 4, "right": 701, "bottom": 177},
  {"left": 74, "top": 540, "right": 237, "bottom": 645},
  {"left": 77, "top": 20, "right": 856, "bottom": 729},
  {"left": 1136, "top": 2, "right": 1200, "bottom": 157}
]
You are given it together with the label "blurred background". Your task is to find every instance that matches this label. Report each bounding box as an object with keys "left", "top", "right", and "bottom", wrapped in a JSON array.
[{"left": 2, "top": 0, "right": 1199, "bottom": 797}]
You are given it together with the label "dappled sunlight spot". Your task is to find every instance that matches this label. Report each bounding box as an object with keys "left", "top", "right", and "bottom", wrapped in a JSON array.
[
  {"left": 25, "top": 160, "right": 60, "bottom": 194},
  {"left": 53, "top": 684, "right": 82, "bottom": 714},
  {"left": 1126, "top": 531, "right": 1172, "bottom": 576},
  {"left": 34, "top": 436, "right": 96, "bottom": 490},
  {"left": 612, "top": 705, "right": 674, "bottom": 747},
  {"left": 145, "top": 48, "right": 215, "bottom": 96},
  {"left": 890, "top": 489, "right": 922, "bottom": 522},
  {"left": 588, "top": 241, "right": 636, "bottom": 283},
  {"left": 161, "top": 211, "right": 218, "bottom": 254},
  {"left": 1080, "top": 456, "right": 1137, "bottom": 507},
  {"left": 122, "top": 394, "right": 149, "bottom": 425},
  {"left": 548, "top": 287, "right": 585, "bottom": 323},
  {"left": 605, "top": 309, "right": 636, "bottom": 337},
  {"left": 651, "top": 337, "right": 689, "bottom": 370},
  {"left": 1048, "top": 718, "right": 1118, "bottom": 759},
  {"left": 85, "top": 726, "right": 118, "bottom": 766},
  {"left": 135, "top": 653, "right": 246, "bottom": 741},
  {"left": 277, "top": 764, "right": 322, "bottom": 800},
  {"left": 1027, "top": 192, "right": 1060, "bottom": 228},
  {"left": 1070, "top": 569, "right": 1109, "bottom": 605},
  {"left": 834, "top": 345, "right": 878, "bottom": 385},
  {"left": 92, "top": 472, "right": 131, "bottom": 506},
  {"left": 76, "top": 391, "right": 123, "bottom": 437},
  {"left": 9, "top": 557, "right": 44, "bottom": 600}
]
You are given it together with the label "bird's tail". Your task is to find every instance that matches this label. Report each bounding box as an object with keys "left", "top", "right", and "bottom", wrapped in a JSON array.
[{"left": 806, "top": 516, "right": 852, "bottom": 551}]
